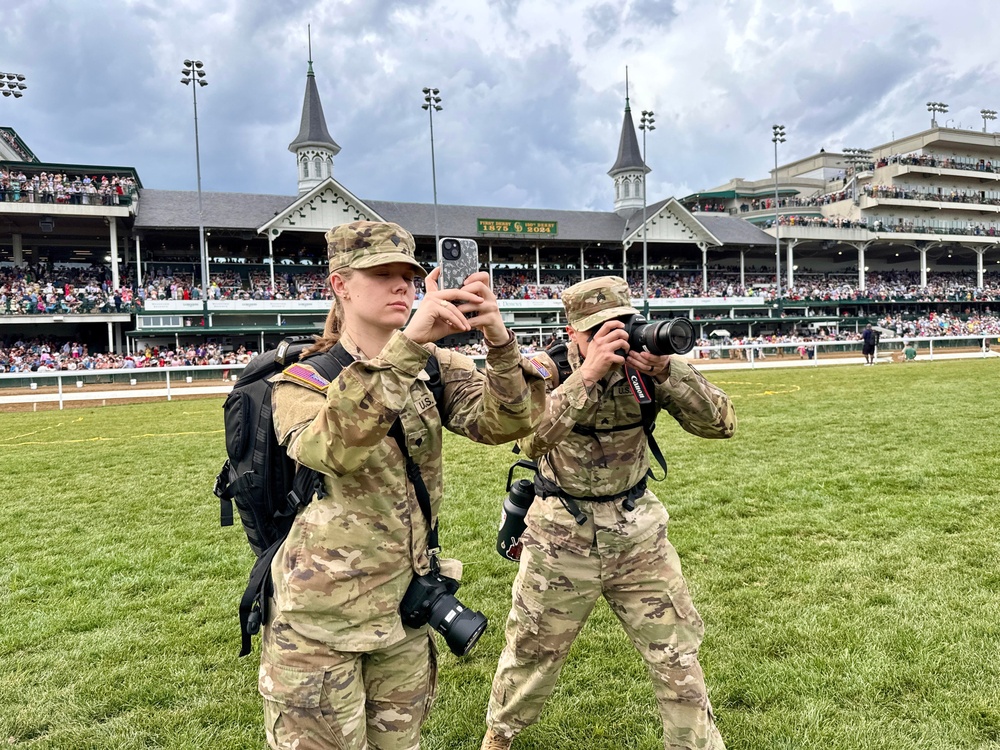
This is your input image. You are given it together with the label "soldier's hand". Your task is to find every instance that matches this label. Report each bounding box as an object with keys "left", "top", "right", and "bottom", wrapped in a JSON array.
[
  {"left": 625, "top": 350, "right": 671, "bottom": 382},
  {"left": 403, "top": 267, "right": 476, "bottom": 344},
  {"left": 456, "top": 272, "right": 509, "bottom": 346},
  {"left": 579, "top": 320, "right": 628, "bottom": 383}
]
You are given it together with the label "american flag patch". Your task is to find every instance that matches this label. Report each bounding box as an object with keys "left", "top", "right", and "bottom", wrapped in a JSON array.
[
  {"left": 284, "top": 363, "right": 331, "bottom": 391},
  {"left": 528, "top": 357, "right": 551, "bottom": 379}
]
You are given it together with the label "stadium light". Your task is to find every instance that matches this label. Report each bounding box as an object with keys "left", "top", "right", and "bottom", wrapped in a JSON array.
[
  {"left": 981, "top": 109, "right": 997, "bottom": 133},
  {"left": 639, "top": 109, "right": 655, "bottom": 316},
  {"left": 181, "top": 59, "right": 209, "bottom": 311},
  {"left": 772, "top": 124, "right": 786, "bottom": 298},
  {"left": 927, "top": 101, "right": 948, "bottom": 128},
  {"left": 0, "top": 70, "right": 28, "bottom": 98},
  {"left": 422, "top": 87, "right": 443, "bottom": 264}
]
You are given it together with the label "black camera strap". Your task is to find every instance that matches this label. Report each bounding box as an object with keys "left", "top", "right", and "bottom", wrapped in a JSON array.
[{"left": 387, "top": 419, "right": 440, "bottom": 573}]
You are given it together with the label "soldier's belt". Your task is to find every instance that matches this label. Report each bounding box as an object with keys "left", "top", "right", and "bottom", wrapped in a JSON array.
[{"left": 534, "top": 474, "right": 647, "bottom": 525}]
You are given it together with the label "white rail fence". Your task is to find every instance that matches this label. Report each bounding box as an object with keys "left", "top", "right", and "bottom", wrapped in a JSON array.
[{"left": 1, "top": 335, "right": 995, "bottom": 409}]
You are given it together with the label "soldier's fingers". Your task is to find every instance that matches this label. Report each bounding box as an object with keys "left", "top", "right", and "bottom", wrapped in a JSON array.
[
  {"left": 462, "top": 271, "right": 491, "bottom": 288},
  {"left": 424, "top": 266, "right": 441, "bottom": 293},
  {"left": 436, "top": 302, "right": 471, "bottom": 331}
]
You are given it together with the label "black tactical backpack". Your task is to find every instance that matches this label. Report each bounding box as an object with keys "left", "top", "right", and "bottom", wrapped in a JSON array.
[{"left": 214, "top": 335, "right": 445, "bottom": 656}]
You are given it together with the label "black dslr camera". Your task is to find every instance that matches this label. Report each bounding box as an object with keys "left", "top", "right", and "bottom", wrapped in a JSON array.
[
  {"left": 400, "top": 571, "right": 488, "bottom": 656},
  {"left": 616, "top": 313, "right": 696, "bottom": 357}
]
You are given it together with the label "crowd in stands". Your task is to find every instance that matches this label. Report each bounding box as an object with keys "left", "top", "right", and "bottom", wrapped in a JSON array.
[
  {"left": 623, "top": 269, "right": 1000, "bottom": 303},
  {"left": 863, "top": 184, "right": 1000, "bottom": 207},
  {"left": 4, "top": 263, "right": 1000, "bottom": 316},
  {"left": 877, "top": 312, "right": 1000, "bottom": 337},
  {"left": 0, "top": 168, "right": 138, "bottom": 205},
  {"left": 883, "top": 152, "right": 996, "bottom": 173},
  {"left": 0, "top": 337, "right": 257, "bottom": 373},
  {"left": 1, "top": 264, "right": 139, "bottom": 314}
]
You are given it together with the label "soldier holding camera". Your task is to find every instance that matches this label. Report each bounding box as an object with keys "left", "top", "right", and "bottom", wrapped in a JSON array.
[
  {"left": 482, "top": 276, "right": 736, "bottom": 750},
  {"left": 261, "top": 222, "right": 545, "bottom": 750}
]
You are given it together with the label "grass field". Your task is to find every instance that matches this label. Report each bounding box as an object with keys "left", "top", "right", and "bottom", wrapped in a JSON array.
[{"left": 3, "top": 359, "right": 1000, "bottom": 749}]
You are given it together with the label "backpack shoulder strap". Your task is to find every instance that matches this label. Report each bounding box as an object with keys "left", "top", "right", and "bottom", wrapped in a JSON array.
[{"left": 423, "top": 353, "right": 446, "bottom": 416}]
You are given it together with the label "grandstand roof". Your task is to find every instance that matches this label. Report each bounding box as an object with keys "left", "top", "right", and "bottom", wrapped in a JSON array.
[
  {"left": 696, "top": 214, "right": 776, "bottom": 246},
  {"left": 134, "top": 189, "right": 628, "bottom": 241},
  {"left": 134, "top": 189, "right": 772, "bottom": 247},
  {"left": 134, "top": 190, "right": 295, "bottom": 230}
]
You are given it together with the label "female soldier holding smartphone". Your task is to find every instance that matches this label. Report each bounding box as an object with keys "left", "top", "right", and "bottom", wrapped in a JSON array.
[{"left": 259, "top": 221, "right": 544, "bottom": 750}]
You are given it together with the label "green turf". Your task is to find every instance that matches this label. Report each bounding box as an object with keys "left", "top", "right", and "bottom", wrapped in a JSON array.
[{"left": 2, "top": 360, "right": 999, "bottom": 749}]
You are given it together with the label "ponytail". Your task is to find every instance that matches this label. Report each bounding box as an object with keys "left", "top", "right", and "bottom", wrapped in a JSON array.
[
  {"left": 301, "top": 270, "right": 351, "bottom": 357},
  {"left": 301, "top": 300, "right": 343, "bottom": 356}
]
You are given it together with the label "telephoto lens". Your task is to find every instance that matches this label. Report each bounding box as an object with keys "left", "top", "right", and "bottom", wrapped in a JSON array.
[
  {"left": 497, "top": 478, "right": 535, "bottom": 561},
  {"left": 626, "top": 315, "right": 696, "bottom": 356}
]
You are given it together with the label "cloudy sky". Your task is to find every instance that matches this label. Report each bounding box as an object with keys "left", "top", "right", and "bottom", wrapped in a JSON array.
[{"left": 3, "top": 0, "right": 999, "bottom": 213}]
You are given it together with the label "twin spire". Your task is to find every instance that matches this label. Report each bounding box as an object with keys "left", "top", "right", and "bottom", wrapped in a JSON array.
[
  {"left": 608, "top": 69, "right": 651, "bottom": 218},
  {"left": 289, "top": 28, "right": 340, "bottom": 195}
]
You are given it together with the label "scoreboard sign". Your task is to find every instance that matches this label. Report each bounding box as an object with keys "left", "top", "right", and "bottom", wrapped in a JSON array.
[{"left": 477, "top": 218, "right": 558, "bottom": 235}]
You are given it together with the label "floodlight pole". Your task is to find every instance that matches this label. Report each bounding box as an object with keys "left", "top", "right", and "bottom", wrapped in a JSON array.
[
  {"left": 182, "top": 59, "right": 209, "bottom": 315},
  {"left": 422, "top": 87, "right": 443, "bottom": 266},
  {"left": 772, "top": 124, "right": 786, "bottom": 298},
  {"left": 981, "top": 108, "right": 997, "bottom": 133},
  {"left": 0, "top": 70, "right": 28, "bottom": 99},
  {"left": 639, "top": 110, "right": 655, "bottom": 317}
]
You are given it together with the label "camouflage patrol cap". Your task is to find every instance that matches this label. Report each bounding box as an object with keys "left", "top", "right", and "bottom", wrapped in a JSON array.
[
  {"left": 562, "top": 276, "right": 638, "bottom": 331},
  {"left": 326, "top": 221, "right": 427, "bottom": 277}
]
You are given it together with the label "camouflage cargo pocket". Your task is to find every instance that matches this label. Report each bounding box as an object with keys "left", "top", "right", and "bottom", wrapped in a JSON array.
[{"left": 259, "top": 661, "right": 342, "bottom": 748}]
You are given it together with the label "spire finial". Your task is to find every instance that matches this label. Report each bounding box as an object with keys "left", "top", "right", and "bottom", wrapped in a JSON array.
[
  {"left": 307, "top": 24, "right": 314, "bottom": 75},
  {"left": 625, "top": 65, "right": 630, "bottom": 111}
]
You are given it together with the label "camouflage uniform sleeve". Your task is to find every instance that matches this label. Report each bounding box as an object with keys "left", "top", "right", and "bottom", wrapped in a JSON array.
[
  {"left": 654, "top": 357, "right": 737, "bottom": 439},
  {"left": 516, "top": 350, "right": 602, "bottom": 460},
  {"left": 428, "top": 332, "right": 546, "bottom": 445},
  {"left": 284, "top": 331, "right": 431, "bottom": 477}
]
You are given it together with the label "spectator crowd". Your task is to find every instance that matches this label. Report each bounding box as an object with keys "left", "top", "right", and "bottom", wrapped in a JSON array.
[
  {"left": 3, "top": 263, "right": 1000, "bottom": 317},
  {"left": 0, "top": 337, "right": 257, "bottom": 373},
  {"left": 0, "top": 167, "right": 138, "bottom": 205}
]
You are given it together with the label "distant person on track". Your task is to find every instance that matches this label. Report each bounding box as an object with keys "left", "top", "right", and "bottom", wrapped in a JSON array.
[{"left": 862, "top": 324, "right": 878, "bottom": 365}]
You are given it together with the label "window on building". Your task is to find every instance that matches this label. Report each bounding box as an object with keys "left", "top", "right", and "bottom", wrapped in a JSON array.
[{"left": 623, "top": 180, "right": 631, "bottom": 198}]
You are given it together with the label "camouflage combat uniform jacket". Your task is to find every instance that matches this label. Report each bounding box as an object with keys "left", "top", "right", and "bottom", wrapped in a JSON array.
[
  {"left": 270, "top": 330, "right": 544, "bottom": 651},
  {"left": 521, "top": 342, "right": 736, "bottom": 554}
]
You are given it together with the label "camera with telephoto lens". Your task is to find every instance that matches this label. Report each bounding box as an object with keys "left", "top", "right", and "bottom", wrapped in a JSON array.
[
  {"left": 615, "top": 314, "right": 696, "bottom": 357},
  {"left": 400, "top": 571, "right": 488, "bottom": 656}
]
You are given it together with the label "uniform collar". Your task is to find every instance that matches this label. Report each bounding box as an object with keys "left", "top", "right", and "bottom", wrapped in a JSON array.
[{"left": 338, "top": 332, "right": 365, "bottom": 361}]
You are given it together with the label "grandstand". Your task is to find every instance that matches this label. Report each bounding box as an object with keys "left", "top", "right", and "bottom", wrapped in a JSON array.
[{"left": 2, "top": 64, "right": 999, "bottom": 364}]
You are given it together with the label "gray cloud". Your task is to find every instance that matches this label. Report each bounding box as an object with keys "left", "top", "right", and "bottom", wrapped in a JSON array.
[{"left": 3, "top": 0, "right": 1000, "bottom": 214}]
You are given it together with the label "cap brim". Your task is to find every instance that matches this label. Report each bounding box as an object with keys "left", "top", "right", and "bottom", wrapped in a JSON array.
[
  {"left": 345, "top": 253, "right": 428, "bottom": 277},
  {"left": 572, "top": 305, "right": 638, "bottom": 332}
]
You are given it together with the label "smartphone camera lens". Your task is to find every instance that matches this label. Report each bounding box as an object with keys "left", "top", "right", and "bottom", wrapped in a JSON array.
[{"left": 442, "top": 240, "right": 461, "bottom": 261}]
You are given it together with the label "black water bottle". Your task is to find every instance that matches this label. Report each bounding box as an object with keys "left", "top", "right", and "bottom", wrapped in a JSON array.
[{"left": 497, "top": 478, "right": 535, "bottom": 561}]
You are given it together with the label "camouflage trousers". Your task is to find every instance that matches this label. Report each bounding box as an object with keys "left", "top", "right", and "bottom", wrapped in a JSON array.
[
  {"left": 486, "top": 496, "right": 725, "bottom": 750},
  {"left": 259, "top": 605, "right": 438, "bottom": 750}
]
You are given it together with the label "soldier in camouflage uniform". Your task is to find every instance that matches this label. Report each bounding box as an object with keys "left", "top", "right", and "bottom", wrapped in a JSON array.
[
  {"left": 260, "top": 221, "right": 546, "bottom": 750},
  {"left": 482, "top": 276, "right": 736, "bottom": 750}
]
